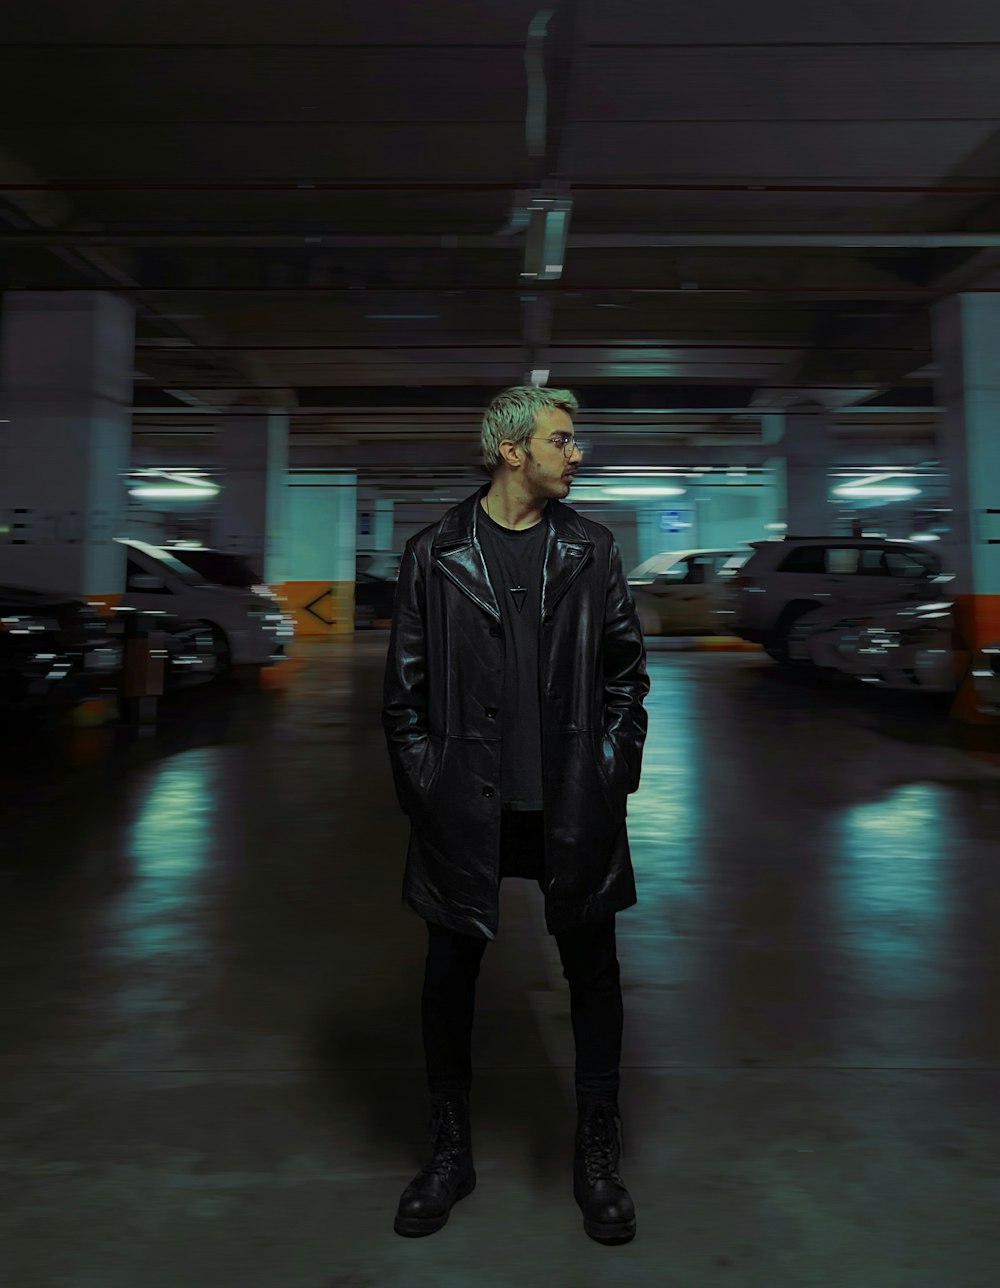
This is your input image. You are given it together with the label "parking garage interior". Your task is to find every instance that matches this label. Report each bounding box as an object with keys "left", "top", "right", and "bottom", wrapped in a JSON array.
[{"left": 2, "top": 3, "right": 1000, "bottom": 1284}]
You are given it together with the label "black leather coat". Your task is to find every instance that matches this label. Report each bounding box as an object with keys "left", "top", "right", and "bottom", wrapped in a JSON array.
[{"left": 382, "top": 483, "right": 650, "bottom": 939}]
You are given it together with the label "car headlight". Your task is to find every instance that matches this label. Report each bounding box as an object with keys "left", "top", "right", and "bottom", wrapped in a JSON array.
[{"left": 258, "top": 612, "right": 296, "bottom": 637}]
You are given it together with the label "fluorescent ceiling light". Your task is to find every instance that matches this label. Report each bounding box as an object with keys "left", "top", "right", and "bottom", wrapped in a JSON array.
[
  {"left": 602, "top": 485, "right": 687, "bottom": 497},
  {"left": 522, "top": 199, "right": 572, "bottom": 281},
  {"left": 833, "top": 484, "right": 921, "bottom": 498},
  {"left": 129, "top": 485, "right": 220, "bottom": 499},
  {"left": 909, "top": 532, "right": 941, "bottom": 542}
]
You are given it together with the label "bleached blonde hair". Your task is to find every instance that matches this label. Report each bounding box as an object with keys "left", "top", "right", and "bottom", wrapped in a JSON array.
[{"left": 481, "top": 385, "right": 579, "bottom": 474}]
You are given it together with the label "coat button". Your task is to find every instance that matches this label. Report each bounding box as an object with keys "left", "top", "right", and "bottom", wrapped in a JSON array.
[
  {"left": 542, "top": 615, "right": 553, "bottom": 627},
  {"left": 485, "top": 708, "right": 497, "bottom": 719},
  {"left": 482, "top": 786, "right": 495, "bottom": 797},
  {"left": 490, "top": 625, "right": 502, "bottom": 637}
]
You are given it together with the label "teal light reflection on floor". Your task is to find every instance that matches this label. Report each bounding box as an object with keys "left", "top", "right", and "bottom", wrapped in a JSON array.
[
  {"left": 127, "top": 750, "right": 220, "bottom": 879},
  {"left": 832, "top": 783, "right": 953, "bottom": 1023},
  {"left": 96, "top": 750, "right": 224, "bottom": 969},
  {"left": 628, "top": 664, "right": 700, "bottom": 881}
]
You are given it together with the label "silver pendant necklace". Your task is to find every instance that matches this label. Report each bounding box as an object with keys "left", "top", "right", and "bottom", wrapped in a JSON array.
[{"left": 485, "top": 490, "right": 528, "bottom": 614}]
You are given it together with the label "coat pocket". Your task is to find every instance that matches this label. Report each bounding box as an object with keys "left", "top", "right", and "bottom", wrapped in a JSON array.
[
  {"left": 595, "top": 732, "right": 624, "bottom": 808},
  {"left": 413, "top": 734, "right": 446, "bottom": 812}
]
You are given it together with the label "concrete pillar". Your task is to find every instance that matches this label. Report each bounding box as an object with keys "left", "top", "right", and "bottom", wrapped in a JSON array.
[
  {"left": 693, "top": 481, "right": 775, "bottom": 548},
  {"left": 782, "top": 403, "right": 833, "bottom": 535},
  {"left": 210, "top": 408, "right": 287, "bottom": 583},
  {"left": 279, "top": 470, "right": 357, "bottom": 635},
  {"left": 762, "top": 412, "right": 789, "bottom": 537},
  {"left": 0, "top": 291, "right": 134, "bottom": 599},
  {"left": 632, "top": 474, "right": 779, "bottom": 566},
  {"left": 374, "top": 498, "right": 394, "bottom": 551},
  {"left": 635, "top": 504, "right": 691, "bottom": 563},
  {"left": 932, "top": 293, "right": 1000, "bottom": 721},
  {"left": 357, "top": 495, "right": 394, "bottom": 554}
]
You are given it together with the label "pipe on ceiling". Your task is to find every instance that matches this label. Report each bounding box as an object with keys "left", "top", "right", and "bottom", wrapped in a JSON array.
[{"left": 6, "top": 181, "right": 1000, "bottom": 194}]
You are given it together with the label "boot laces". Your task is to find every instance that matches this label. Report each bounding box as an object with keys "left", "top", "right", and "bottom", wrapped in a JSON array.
[
  {"left": 419, "top": 1098, "right": 467, "bottom": 1183},
  {"left": 578, "top": 1101, "right": 624, "bottom": 1184}
]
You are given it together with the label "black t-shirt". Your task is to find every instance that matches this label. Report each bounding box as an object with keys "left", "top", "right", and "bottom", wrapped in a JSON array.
[{"left": 477, "top": 501, "right": 548, "bottom": 812}]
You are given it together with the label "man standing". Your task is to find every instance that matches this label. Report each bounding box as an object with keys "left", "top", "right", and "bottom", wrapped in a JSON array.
[{"left": 382, "top": 385, "right": 650, "bottom": 1244}]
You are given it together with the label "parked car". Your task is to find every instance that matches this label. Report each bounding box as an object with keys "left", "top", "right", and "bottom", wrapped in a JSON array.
[
  {"left": 115, "top": 539, "right": 295, "bottom": 672},
  {"left": 718, "top": 535, "right": 949, "bottom": 662},
  {"left": 103, "top": 611, "right": 221, "bottom": 690},
  {"left": 785, "top": 598, "right": 967, "bottom": 692},
  {"left": 354, "top": 552, "right": 400, "bottom": 629},
  {"left": 157, "top": 545, "right": 262, "bottom": 590},
  {"left": 0, "top": 583, "right": 122, "bottom": 712},
  {"left": 627, "top": 548, "right": 751, "bottom": 635}
]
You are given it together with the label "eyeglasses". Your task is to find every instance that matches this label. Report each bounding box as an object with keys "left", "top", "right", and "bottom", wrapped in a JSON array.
[{"left": 534, "top": 433, "right": 587, "bottom": 458}]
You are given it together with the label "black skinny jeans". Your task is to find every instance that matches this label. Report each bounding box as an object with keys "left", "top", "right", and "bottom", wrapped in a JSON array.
[{"left": 420, "top": 810, "right": 623, "bottom": 1104}]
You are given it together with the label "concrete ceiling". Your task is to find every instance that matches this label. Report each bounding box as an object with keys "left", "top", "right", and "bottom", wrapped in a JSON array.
[{"left": 2, "top": 0, "right": 997, "bottom": 484}]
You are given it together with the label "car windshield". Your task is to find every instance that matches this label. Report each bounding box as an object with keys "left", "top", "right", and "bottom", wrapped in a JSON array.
[
  {"left": 718, "top": 553, "right": 751, "bottom": 576},
  {"left": 358, "top": 553, "right": 400, "bottom": 580},
  {"left": 628, "top": 555, "right": 681, "bottom": 579},
  {"left": 628, "top": 551, "right": 747, "bottom": 580},
  {"left": 164, "top": 548, "right": 261, "bottom": 587}
]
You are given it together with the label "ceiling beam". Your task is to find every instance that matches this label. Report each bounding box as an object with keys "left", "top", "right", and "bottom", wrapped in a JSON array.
[
  {"left": 7, "top": 232, "right": 1000, "bottom": 249},
  {"left": 0, "top": 144, "right": 298, "bottom": 410}
]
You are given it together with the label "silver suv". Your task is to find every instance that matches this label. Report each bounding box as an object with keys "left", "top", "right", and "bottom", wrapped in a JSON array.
[{"left": 717, "top": 535, "right": 948, "bottom": 661}]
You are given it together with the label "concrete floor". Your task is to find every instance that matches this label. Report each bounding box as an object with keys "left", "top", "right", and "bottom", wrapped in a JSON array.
[{"left": 2, "top": 639, "right": 1000, "bottom": 1287}]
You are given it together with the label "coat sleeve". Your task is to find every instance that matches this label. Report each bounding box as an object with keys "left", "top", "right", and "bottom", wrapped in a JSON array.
[
  {"left": 381, "top": 538, "right": 430, "bottom": 815},
  {"left": 602, "top": 537, "right": 650, "bottom": 793}
]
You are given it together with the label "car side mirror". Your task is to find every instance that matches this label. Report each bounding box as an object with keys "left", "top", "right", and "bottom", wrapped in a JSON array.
[{"left": 127, "top": 574, "right": 166, "bottom": 591}]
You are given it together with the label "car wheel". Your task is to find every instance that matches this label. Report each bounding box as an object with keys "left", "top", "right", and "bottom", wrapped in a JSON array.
[
  {"left": 200, "top": 622, "right": 231, "bottom": 676},
  {"left": 767, "top": 603, "right": 820, "bottom": 666}
]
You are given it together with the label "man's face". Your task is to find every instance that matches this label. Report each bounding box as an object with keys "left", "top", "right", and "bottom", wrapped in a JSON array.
[{"left": 515, "top": 406, "right": 581, "bottom": 499}]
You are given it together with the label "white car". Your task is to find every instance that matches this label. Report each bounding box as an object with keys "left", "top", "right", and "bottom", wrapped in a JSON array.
[
  {"left": 627, "top": 548, "right": 751, "bottom": 635},
  {"left": 116, "top": 539, "right": 295, "bottom": 671},
  {"left": 720, "top": 535, "right": 949, "bottom": 661},
  {"left": 786, "top": 598, "right": 968, "bottom": 693}
]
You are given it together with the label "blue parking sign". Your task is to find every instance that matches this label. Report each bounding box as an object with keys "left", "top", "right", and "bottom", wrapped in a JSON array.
[{"left": 658, "top": 510, "right": 692, "bottom": 533}]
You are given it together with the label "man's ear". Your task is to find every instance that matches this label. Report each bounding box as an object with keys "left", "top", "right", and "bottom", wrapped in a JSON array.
[{"left": 500, "top": 440, "right": 522, "bottom": 469}]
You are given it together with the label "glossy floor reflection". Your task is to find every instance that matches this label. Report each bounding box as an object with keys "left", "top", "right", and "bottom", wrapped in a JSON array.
[{"left": 2, "top": 640, "right": 999, "bottom": 1286}]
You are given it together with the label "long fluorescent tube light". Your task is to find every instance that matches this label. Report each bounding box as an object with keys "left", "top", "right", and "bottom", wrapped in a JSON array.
[
  {"left": 129, "top": 485, "right": 220, "bottom": 499},
  {"left": 833, "top": 484, "right": 920, "bottom": 498},
  {"left": 601, "top": 485, "right": 687, "bottom": 497}
]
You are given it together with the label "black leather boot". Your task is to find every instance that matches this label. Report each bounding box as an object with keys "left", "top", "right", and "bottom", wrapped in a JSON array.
[
  {"left": 573, "top": 1099, "right": 636, "bottom": 1244},
  {"left": 394, "top": 1087, "right": 476, "bottom": 1237}
]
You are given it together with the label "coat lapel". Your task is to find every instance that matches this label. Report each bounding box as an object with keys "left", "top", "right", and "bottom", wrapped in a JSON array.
[{"left": 432, "top": 484, "right": 594, "bottom": 623}]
